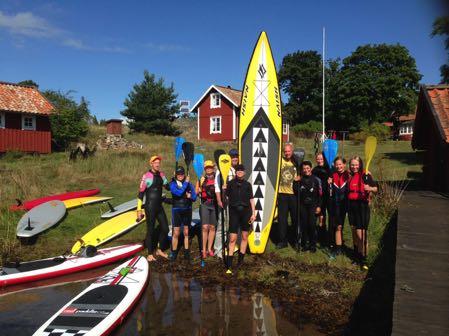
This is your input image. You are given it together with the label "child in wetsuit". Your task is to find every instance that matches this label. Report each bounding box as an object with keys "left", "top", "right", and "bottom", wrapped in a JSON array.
[
  {"left": 347, "top": 156, "right": 377, "bottom": 269},
  {"left": 312, "top": 152, "right": 331, "bottom": 246},
  {"left": 225, "top": 164, "right": 256, "bottom": 273},
  {"left": 169, "top": 166, "right": 197, "bottom": 262},
  {"left": 298, "top": 161, "right": 322, "bottom": 252}
]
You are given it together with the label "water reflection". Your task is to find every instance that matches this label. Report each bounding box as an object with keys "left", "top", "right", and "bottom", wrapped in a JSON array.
[{"left": 0, "top": 272, "right": 309, "bottom": 336}]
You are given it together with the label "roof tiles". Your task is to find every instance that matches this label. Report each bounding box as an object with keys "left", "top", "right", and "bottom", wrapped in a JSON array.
[
  {"left": 427, "top": 85, "right": 449, "bottom": 142},
  {"left": 0, "top": 82, "right": 54, "bottom": 115}
]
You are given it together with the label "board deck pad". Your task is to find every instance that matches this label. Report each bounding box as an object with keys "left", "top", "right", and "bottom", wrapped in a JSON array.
[
  {"left": 100, "top": 199, "right": 140, "bottom": 219},
  {"left": 239, "top": 32, "right": 282, "bottom": 253},
  {"left": 16, "top": 200, "right": 67, "bottom": 238},
  {"left": 34, "top": 256, "right": 148, "bottom": 336}
]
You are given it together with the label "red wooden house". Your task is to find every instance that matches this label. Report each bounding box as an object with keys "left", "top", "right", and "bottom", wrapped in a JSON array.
[
  {"left": 191, "top": 85, "right": 289, "bottom": 142},
  {"left": 0, "top": 82, "right": 54, "bottom": 154}
]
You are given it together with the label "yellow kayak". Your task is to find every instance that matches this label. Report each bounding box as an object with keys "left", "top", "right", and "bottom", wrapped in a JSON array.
[
  {"left": 63, "top": 196, "right": 113, "bottom": 210},
  {"left": 71, "top": 210, "right": 145, "bottom": 254}
]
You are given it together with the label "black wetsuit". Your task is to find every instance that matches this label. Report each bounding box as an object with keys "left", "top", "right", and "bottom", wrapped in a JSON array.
[
  {"left": 138, "top": 170, "right": 170, "bottom": 253},
  {"left": 298, "top": 174, "right": 322, "bottom": 249},
  {"left": 226, "top": 178, "right": 253, "bottom": 234}
]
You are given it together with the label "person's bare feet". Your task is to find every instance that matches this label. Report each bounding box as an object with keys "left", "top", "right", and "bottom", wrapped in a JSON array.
[
  {"left": 155, "top": 249, "right": 168, "bottom": 259},
  {"left": 147, "top": 254, "right": 157, "bottom": 262}
]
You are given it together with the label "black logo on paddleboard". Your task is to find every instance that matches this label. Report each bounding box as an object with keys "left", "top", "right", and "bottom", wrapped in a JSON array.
[
  {"left": 241, "top": 84, "right": 249, "bottom": 116},
  {"left": 258, "top": 64, "right": 267, "bottom": 78}
]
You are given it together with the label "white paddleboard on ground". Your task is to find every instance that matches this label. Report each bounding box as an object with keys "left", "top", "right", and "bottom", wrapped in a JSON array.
[
  {"left": 0, "top": 244, "right": 143, "bottom": 288},
  {"left": 16, "top": 200, "right": 67, "bottom": 238},
  {"left": 100, "top": 199, "right": 138, "bottom": 219},
  {"left": 33, "top": 255, "right": 149, "bottom": 336}
]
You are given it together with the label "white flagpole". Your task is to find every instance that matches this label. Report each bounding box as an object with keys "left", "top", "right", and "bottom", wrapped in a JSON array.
[{"left": 322, "top": 26, "right": 326, "bottom": 142}]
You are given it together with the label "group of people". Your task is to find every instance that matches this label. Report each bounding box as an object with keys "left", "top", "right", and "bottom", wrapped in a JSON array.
[
  {"left": 136, "top": 149, "right": 254, "bottom": 273},
  {"left": 136, "top": 142, "right": 377, "bottom": 271},
  {"left": 278, "top": 143, "right": 377, "bottom": 268}
]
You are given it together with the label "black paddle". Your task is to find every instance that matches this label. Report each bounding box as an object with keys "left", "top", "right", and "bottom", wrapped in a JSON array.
[
  {"left": 182, "top": 142, "right": 195, "bottom": 176},
  {"left": 213, "top": 149, "right": 227, "bottom": 267},
  {"left": 293, "top": 148, "right": 305, "bottom": 250}
]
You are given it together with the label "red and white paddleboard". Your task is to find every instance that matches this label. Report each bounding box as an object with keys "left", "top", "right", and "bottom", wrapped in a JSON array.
[
  {"left": 10, "top": 189, "right": 101, "bottom": 211},
  {"left": 0, "top": 244, "right": 143, "bottom": 288},
  {"left": 33, "top": 256, "right": 149, "bottom": 336}
]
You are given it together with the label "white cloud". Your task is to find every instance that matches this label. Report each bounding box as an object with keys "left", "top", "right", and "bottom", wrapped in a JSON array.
[
  {"left": 145, "top": 42, "right": 190, "bottom": 52},
  {"left": 0, "top": 11, "right": 62, "bottom": 38},
  {"left": 0, "top": 10, "right": 129, "bottom": 53}
]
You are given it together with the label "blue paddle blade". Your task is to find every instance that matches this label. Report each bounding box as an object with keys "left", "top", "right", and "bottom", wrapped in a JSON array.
[
  {"left": 323, "top": 139, "right": 338, "bottom": 167},
  {"left": 193, "top": 153, "right": 204, "bottom": 179},
  {"left": 175, "top": 137, "right": 186, "bottom": 161}
]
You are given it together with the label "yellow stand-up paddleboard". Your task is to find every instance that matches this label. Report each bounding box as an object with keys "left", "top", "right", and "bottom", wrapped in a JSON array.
[
  {"left": 71, "top": 210, "right": 145, "bottom": 254},
  {"left": 63, "top": 196, "right": 113, "bottom": 210},
  {"left": 239, "top": 32, "right": 282, "bottom": 254}
]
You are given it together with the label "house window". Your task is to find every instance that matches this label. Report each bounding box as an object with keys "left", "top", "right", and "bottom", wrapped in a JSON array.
[
  {"left": 210, "top": 116, "right": 222, "bottom": 134},
  {"left": 283, "top": 123, "right": 288, "bottom": 134},
  {"left": 0, "top": 112, "right": 4, "bottom": 128},
  {"left": 210, "top": 93, "right": 221, "bottom": 108},
  {"left": 399, "top": 124, "right": 413, "bottom": 135},
  {"left": 22, "top": 115, "right": 36, "bottom": 131}
]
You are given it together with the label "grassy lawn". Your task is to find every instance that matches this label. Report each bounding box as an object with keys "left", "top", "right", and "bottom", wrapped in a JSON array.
[{"left": 0, "top": 121, "right": 420, "bottom": 262}]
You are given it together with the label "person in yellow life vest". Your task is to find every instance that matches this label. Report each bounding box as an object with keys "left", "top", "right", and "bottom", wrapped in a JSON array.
[{"left": 277, "top": 143, "right": 300, "bottom": 249}]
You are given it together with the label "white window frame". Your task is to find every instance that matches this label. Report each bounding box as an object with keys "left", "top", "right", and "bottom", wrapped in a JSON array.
[
  {"left": 210, "top": 93, "right": 221, "bottom": 109},
  {"left": 0, "top": 112, "right": 5, "bottom": 128},
  {"left": 210, "top": 116, "right": 222, "bottom": 134},
  {"left": 22, "top": 114, "right": 36, "bottom": 131},
  {"left": 283, "top": 123, "right": 288, "bottom": 135}
]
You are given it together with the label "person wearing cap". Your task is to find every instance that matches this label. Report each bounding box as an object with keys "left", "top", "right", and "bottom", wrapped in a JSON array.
[
  {"left": 196, "top": 160, "right": 218, "bottom": 259},
  {"left": 168, "top": 166, "right": 197, "bottom": 262},
  {"left": 214, "top": 148, "right": 239, "bottom": 258},
  {"left": 225, "top": 164, "right": 256, "bottom": 273},
  {"left": 137, "top": 155, "right": 170, "bottom": 262}
]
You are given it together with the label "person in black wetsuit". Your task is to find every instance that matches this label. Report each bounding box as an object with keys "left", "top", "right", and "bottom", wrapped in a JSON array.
[
  {"left": 137, "top": 155, "right": 170, "bottom": 262},
  {"left": 225, "top": 164, "right": 256, "bottom": 273},
  {"left": 169, "top": 166, "right": 197, "bottom": 262},
  {"left": 298, "top": 161, "right": 322, "bottom": 252},
  {"left": 312, "top": 153, "right": 331, "bottom": 247}
]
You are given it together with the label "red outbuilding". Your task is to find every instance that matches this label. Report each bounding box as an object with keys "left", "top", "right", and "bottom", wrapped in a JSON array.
[
  {"left": 0, "top": 82, "right": 54, "bottom": 154},
  {"left": 191, "top": 85, "right": 289, "bottom": 142}
]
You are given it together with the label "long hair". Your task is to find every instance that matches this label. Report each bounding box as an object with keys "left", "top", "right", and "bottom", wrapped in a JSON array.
[{"left": 349, "top": 156, "right": 364, "bottom": 190}]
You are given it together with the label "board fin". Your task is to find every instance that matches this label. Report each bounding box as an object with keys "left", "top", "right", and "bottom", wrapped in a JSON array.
[
  {"left": 107, "top": 202, "right": 116, "bottom": 212},
  {"left": 25, "top": 217, "right": 33, "bottom": 231},
  {"left": 15, "top": 198, "right": 23, "bottom": 206}
]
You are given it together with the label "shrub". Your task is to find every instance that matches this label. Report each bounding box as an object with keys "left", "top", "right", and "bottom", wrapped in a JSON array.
[
  {"left": 291, "top": 120, "right": 322, "bottom": 138},
  {"left": 350, "top": 122, "right": 391, "bottom": 143}
]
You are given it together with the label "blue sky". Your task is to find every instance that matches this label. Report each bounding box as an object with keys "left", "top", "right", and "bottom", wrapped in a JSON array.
[{"left": 0, "top": 0, "right": 446, "bottom": 120}]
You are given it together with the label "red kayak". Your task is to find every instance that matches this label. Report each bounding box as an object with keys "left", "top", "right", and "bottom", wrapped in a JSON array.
[{"left": 9, "top": 189, "right": 100, "bottom": 211}]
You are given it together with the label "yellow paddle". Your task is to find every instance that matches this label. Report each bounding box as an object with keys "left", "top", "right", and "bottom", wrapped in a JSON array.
[
  {"left": 364, "top": 136, "right": 377, "bottom": 172},
  {"left": 218, "top": 154, "right": 232, "bottom": 187}
]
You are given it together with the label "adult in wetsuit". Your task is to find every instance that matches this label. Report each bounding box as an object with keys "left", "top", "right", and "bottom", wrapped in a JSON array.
[
  {"left": 137, "top": 155, "right": 170, "bottom": 262},
  {"left": 312, "top": 152, "right": 331, "bottom": 246},
  {"left": 169, "top": 166, "right": 197, "bottom": 262},
  {"left": 225, "top": 164, "right": 256, "bottom": 273}
]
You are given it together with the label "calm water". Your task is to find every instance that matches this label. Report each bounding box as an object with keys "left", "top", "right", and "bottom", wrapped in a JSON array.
[{"left": 0, "top": 270, "right": 322, "bottom": 335}]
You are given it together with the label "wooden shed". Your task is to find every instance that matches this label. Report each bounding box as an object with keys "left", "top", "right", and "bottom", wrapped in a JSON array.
[
  {"left": 0, "top": 82, "right": 54, "bottom": 154},
  {"left": 106, "top": 119, "right": 123, "bottom": 136}
]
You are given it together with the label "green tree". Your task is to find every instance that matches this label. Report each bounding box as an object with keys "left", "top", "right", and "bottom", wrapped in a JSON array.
[
  {"left": 17, "top": 80, "right": 39, "bottom": 88},
  {"left": 43, "top": 91, "right": 90, "bottom": 150},
  {"left": 333, "top": 44, "right": 421, "bottom": 131},
  {"left": 431, "top": 16, "right": 449, "bottom": 84},
  {"left": 121, "top": 70, "right": 179, "bottom": 135},
  {"left": 278, "top": 51, "right": 322, "bottom": 124}
]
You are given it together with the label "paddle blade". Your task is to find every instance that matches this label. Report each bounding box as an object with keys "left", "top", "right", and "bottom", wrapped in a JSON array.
[
  {"left": 323, "top": 139, "right": 338, "bottom": 167},
  {"left": 193, "top": 153, "right": 205, "bottom": 180},
  {"left": 182, "top": 142, "right": 195, "bottom": 168},
  {"left": 218, "top": 154, "right": 232, "bottom": 185},
  {"left": 364, "top": 136, "right": 377, "bottom": 171},
  {"left": 175, "top": 137, "right": 186, "bottom": 162},
  {"left": 214, "top": 149, "right": 226, "bottom": 165},
  {"left": 293, "top": 148, "right": 305, "bottom": 167}
]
